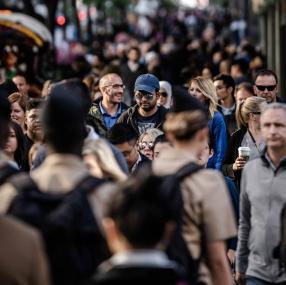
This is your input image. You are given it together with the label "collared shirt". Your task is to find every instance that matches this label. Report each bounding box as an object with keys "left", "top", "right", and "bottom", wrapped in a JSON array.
[
  {"left": 131, "top": 153, "right": 142, "bottom": 173},
  {"left": 99, "top": 102, "right": 122, "bottom": 130},
  {"left": 220, "top": 103, "right": 236, "bottom": 116},
  {"left": 263, "top": 150, "right": 286, "bottom": 172},
  {"left": 109, "top": 250, "right": 176, "bottom": 268}
]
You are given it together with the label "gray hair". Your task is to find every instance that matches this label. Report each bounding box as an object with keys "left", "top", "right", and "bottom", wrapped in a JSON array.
[{"left": 262, "top": 102, "right": 286, "bottom": 114}]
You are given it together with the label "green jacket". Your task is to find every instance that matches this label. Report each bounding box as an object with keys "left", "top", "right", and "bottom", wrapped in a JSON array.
[{"left": 87, "top": 101, "right": 128, "bottom": 138}]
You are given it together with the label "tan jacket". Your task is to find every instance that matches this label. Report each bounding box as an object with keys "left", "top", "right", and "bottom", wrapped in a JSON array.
[
  {"left": 0, "top": 153, "right": 90, "bottom": 213},
  {"left": 0, "top": 215, "right": 50, "bottom": 285},
  {"left": 152, "top": 148, "right": 237, "bottom": 285}
]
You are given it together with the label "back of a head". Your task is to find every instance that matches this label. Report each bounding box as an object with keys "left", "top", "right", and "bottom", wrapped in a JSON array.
[
  {"left": 236, "top": 96, "right": 266, "bottom": 128},
  {"left": 0, "top": 89, "right": 11, "bottom": 149},
  {"left": 0, "top": 79, "right": 18, "bottom": 95},
  {"left": 171, "top": 85, "right": 206, "bottom": 114},
  {"left": 106, "top": 169, "right": 172, "bottom": 248},
  {"left": 108, "top": 123, "right": 138, "bottom": 145},
  {"left": 42, "top": 88, "right": 86, "bottom": 154},
  {"left": 51, "top": 78, "right": 92, "bottom": 117},
  {"left": 164, "top": 110, "right": 208, "bottom": 141}
]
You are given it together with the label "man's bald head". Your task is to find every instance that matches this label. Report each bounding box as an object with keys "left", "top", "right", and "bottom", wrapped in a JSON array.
[
  {"left": 99, "top": 73, "right": 124, "bottom": 105},
  {"left": 99, "top": 73, "right": 122, "bottom": 91}
]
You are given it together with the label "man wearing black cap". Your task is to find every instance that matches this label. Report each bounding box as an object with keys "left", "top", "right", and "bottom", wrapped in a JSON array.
[{"left": 118, "top": 73, "right": 168, "bottom": 135}]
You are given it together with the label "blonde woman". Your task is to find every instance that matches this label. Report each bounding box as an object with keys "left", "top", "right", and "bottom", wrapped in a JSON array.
[
  {"left": 138, "top": 128, "right": 163, "bottom": 160},
  {"left": 189, "top": 76, "right": 227, "bottom": 170},
  {"left": 82, "top": 139, "right": 127, "bottom": 182},
  {"left": 222, "top": 96, "right": 266, "bottom": 187}
]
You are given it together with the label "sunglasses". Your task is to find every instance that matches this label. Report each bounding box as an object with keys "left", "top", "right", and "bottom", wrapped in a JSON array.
[
  {"left": 135, "top": 91, "right": 155, "bottom": 101},
  {"left": 159, "top": 92, "right": 168, "bottom": 97},
  {"left": 138, "top": 141, "right": 154, "bottom": 150},
  {"left": 252, "top": 112, "right": 261, "bottom": 115},
  {"left": 255, "top": 85, "right": 276, "bottom": 91}
]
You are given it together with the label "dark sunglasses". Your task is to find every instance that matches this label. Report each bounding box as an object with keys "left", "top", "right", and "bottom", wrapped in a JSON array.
[
  {"left": 252, "top": 112, "right": 261, "bottom": 115},
  {"left": 159, "top": 92, "right": 168, "bottom": 97},
  {"left": 135, "top": 91, "right": 155, "bottom": 101},
  {"left": 139, "top": 141, "right": 154, "bottom": 150},
  {"left": 255, "top": 85, "right": 276, "bottom": 91}
]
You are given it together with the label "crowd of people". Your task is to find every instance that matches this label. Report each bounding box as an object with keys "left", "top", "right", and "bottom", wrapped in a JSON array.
[{"left": 1, "top": 6, "right": 286, "bottom": 285}]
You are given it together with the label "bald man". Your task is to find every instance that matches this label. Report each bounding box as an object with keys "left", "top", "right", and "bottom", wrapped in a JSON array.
[{"left": 87, "top": 73, "right": 128, "bottom": 137}]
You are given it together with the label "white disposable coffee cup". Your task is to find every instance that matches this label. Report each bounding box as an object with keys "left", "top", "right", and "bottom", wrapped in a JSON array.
[{"left": 238, "top": 146, "right": 251, "bottom": 160}]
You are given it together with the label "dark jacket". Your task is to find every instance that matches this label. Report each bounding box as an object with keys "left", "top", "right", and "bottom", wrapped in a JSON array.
[
  {"left": 222, "top": 127, "right": 247, "bottom": 187},
  {"left": 217, "top": 105, "right": 237, "bottom": 136},
  {"left": 85, "top": 251, "right": 184, "bottom": 285},
  {"left": 87, "top": 99, "right": 128, "bottom": 138},
  {"left": 117, "top": 105, "right": 168, "bottom": 135}
]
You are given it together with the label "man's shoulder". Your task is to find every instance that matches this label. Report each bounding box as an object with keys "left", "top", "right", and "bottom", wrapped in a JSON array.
[
  {"left": 89, "top": 102, "right": 101, "bottom": 116},
  {"left": 158, "top": 105, "right": 169, "bottom": 115},
  {"left": 0, "top": 214, "right": 40, "bottom": 241},
  {"left": 119, "top": 105, "right": 138, "bottom": 118}
]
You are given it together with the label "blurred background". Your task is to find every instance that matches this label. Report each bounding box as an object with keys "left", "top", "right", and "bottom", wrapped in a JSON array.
[{"left": 0, "top": 0, "right": 285, "bottom": 99}]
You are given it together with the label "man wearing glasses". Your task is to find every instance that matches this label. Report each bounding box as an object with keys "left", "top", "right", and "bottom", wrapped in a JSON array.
[
  {"left": 253, "top": 69, "right": 281, "bottom": 104},
  {"left": 118, "top": 73, "right": 168, "bottom": 135},
  {"left": 88, "top": 73, "right": 128, "bottom": 137}
]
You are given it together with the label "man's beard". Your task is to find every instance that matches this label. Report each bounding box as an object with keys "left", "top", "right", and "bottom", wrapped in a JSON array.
[{"left": 140, "top": 103, "right": 155, "bottom": 112}]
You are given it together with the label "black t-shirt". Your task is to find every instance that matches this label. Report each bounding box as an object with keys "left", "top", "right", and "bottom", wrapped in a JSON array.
[{"left": 135, "top": 110, "right": 161, "bottom": 135}]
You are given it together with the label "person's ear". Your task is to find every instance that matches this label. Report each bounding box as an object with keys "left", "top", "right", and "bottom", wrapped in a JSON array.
[
  {"left": 227, "top": 86, "right": 233, "bottom": 96},
  {"left": 102, "top": 218, "right": 123, "bottom": 254},
  {"left": 197, "top": 127, "right": 209, "bottom": 142}
]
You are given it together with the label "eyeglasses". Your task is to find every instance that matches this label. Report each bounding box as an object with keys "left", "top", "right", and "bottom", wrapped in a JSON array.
[
  {"left": 159, "top": 92, "right": 168, "bottom": 97},
  {"left": 252, "top": 112, "right": 261, "bottom": 115},
  {"left": 135, "top": 91, "right": 155, "bottom": 101},
  {"left": 103, "top": 84, "right": 125, "bottom": 89},
  {"left": 255, "top": 85, "right": 276, "bottom": 91},
  {"left": 138, "top": 141, "right": 154, "bottom": 150}
]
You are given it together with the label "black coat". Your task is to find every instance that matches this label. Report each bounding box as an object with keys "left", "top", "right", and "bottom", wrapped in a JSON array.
[{"left": 222, "top": 127, "right": 247, "bottom": 188}]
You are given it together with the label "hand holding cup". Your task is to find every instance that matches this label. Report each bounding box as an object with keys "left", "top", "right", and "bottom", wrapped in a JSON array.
[{"left": 233, "top": 147, "right": 251, "bottom": 171}]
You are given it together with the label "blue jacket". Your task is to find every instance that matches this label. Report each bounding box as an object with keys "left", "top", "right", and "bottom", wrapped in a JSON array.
[{"left": 207, "top": 111, "right": 228, "bottom": 170}]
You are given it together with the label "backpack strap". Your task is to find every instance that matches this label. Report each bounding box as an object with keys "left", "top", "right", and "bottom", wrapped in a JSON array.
[
  {"left": 175, "top": 161, "right": 203, "bottom": 182},
  {"left": 0, "top": 163, "right": 19, "bottom": 186},
  {"left": 73, "top": 175, "right": 106, "bottom": 195},
  {"left": 8, "top": 172, "right": 39, "bottom": 193}
]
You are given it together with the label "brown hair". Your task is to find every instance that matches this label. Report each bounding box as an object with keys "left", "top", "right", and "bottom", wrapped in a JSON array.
[
  {"left": 164, "top": 110, "right": 208, "bottom": 141},
  {"left": 8, "top": 92, "right": 26, "bottom": 112}
]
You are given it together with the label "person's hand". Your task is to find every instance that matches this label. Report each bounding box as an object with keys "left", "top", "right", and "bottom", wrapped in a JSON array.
[
  {"left": 233, "top": 157, "right": 247, "bottom": 171},
  {"left": 227, "top": 249, "right": 235, "bottom": 265},
  {"left": 235, "top": 272, "right": 246, "bottom": 285}
]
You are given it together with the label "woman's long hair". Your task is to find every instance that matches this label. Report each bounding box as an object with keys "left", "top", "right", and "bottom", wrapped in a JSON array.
[
  {"left": 10, "top": 120, "right": 25, "bottom": 169},
  {"left": 236, "top": 96, "right": 266, "bottom": 129},
  {"left": 83, "top": 138, "right": 127, "bottom": 182},
  {"left": 189, "top": 76, "right": 218, "bottom": 118}
]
